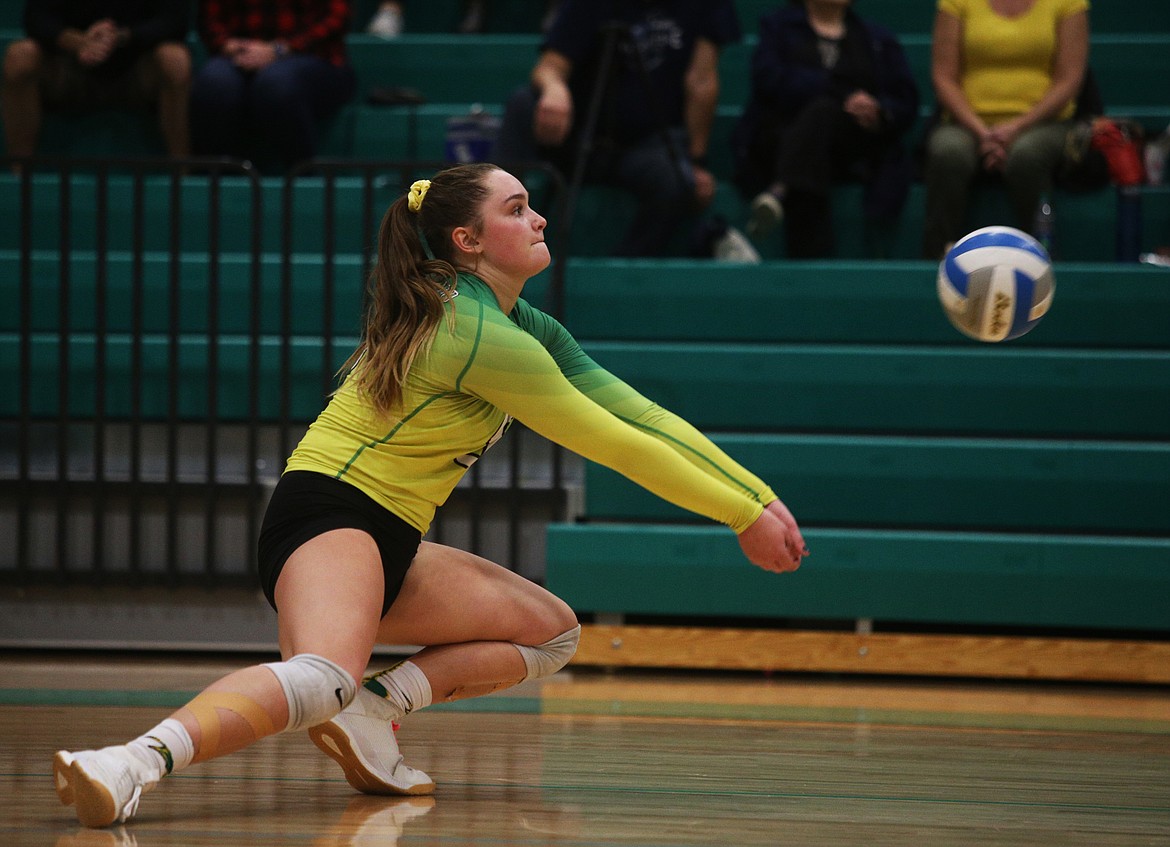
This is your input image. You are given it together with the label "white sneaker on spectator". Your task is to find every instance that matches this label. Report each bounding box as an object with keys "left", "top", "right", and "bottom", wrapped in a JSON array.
[
  {"left": 713, "top": 226, "right": 762, "bottom": 263},
  {"left": 54, "top": 748, "right": 156, "bottom": 828},
  {"left": 308, "top": 689, "right": 435, "bottom": 796},
  {"left": 746, "top": 191, "right": 784, "bottom": 240},
  {"left": 367, "top": 4, "right": 404, "bottom": 38}
]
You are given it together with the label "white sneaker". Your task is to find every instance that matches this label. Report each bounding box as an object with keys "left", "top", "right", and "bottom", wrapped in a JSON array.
[
  {"left": 367, "top": 4, "right": 404, "bottom": 38},
  {"left": 308, "top": 690, "right": 435, "bottom": 796},
  {"left": 53, "top": 748, "right": 155, "bottom": 828},
  {"left": 746, "top": 191, "right": 783, "bottom": 239},
  {"left": 713, "top": 225, "right": 762, "bottom": 264}
]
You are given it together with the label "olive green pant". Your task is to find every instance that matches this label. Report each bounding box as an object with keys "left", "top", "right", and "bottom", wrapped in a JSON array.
[{"left": 922, "top": 119, "right": 1071, "bottom": 259}]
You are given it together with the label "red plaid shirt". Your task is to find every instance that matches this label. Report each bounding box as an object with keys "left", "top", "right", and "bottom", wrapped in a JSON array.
[{"left": 198, "top": 0, "right": 352, "bottom": 67}]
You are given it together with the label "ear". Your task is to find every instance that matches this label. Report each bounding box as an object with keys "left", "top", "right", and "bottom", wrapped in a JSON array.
[{"left": 450, "top": 226, "right": 481, "bottom": 257}]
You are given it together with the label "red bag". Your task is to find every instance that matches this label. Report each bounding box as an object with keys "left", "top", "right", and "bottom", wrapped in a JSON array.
[{"left": 1089, "top": 118, "right": 1146, "bottom": 187}]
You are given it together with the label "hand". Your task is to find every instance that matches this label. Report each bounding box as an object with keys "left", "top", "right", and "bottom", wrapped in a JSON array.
[
  {"left": 533, "top": 84, "right": 573, "bottom": 147},
  {"left": 231, "top": 39, "right": 278, "bottom": 71},
  {"left": 843, "top": 90, "right": 882, "bottom": 132},
  {"left": 980, "top": 118, "right": 1028, "bottom": 172},
  {"left": 988, "top": 117, "right": 1025, "bottom": 150},
  {"left": 978, "top": 129, "right": 1007, "bottom": 173},
  {"left": 78, "top": 19, "right": 118, "bottom": 66},
  {"left": 691, "top": 164, "right": 716, "bottom": 209},
  {"left": 736, "top": 499, "right": 808, "bottom": 574}
]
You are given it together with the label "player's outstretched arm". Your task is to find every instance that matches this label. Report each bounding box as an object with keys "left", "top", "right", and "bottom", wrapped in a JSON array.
[{"left": 737, "top": 499, "right": 808, "bottom": 574}]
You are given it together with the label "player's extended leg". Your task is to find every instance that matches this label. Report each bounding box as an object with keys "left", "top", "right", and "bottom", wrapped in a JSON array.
[
  {"left": 310, "top": 540, "right": 581, "bottom": 795},
  {"left": 55, "top": 528, "right": 385, "bottom": 828}
]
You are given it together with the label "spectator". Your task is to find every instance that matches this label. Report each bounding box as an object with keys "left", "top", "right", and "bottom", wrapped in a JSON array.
[
  {"left": 921, "top": 0, "right": 1089, "bottom": 259},
  {"left": 190, "top": 0, "right": 357, "bottom": 174},
  {"left": 1, "top": 0, "right": 191, "bottom": 161},
  {"left": 493, "top": 0, "right": 743, "bottom": 258},
  {"left": 731, "top": 0, "right": 919, "bottom": 259}
]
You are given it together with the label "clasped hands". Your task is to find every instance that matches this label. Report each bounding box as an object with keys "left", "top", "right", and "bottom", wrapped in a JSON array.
[
  {"left": 76, "top": 19, "right": 127, "bottom": 67},
  {"left": 843, "top": 90, "right": 883, "bottom": 131},
  {"left": 738, "top": 499, "right": 809, "bottom": 574},
  {"left": 978, "top": 119, "right": 1026, "bottom": 172},
  {"left": 222, "top": 38, "right": 282, "bottom": 71}
]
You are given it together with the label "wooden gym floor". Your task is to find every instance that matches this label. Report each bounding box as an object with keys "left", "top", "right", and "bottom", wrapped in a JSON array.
[{"left": 1, "top": 651, "right": 1168, "bottom": 846}]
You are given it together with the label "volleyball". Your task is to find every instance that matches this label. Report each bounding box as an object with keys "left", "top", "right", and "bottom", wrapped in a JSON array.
[{"left": 936, "top": 226, "right": 1055, "bottom": 342}]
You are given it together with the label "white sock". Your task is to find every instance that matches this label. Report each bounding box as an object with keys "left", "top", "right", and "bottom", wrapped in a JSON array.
[
  {"left": 126, "top": 718, "right": 195, "bottom": 780},
  {"left": 360, "top": 660, "right": 432, "bottom": 721}
]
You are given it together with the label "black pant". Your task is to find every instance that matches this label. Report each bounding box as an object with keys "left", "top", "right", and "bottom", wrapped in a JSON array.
[{"left": 754, "top": 96, "right": 889, "bottom": 258}]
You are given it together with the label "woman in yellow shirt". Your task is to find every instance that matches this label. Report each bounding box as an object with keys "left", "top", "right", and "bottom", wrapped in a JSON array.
[
  {"left": 52, "top": 163, "right": 808, "bottom": 828},
  {"left": 922, "top": 0, "right": 1090, "bottom": 259}
]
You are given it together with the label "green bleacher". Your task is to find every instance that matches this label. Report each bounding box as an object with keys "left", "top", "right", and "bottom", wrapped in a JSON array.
[
  {"left": 543, "top": 259, "right": 1170, "bottom": 636},
  {"left": 2, "top": 4, "right": 1168, "bottom": 649}
]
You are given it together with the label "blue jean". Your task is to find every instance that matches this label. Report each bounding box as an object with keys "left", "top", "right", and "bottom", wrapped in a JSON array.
[
  {"left": 190, "top": 54, "right": 356, "bottom": 172},
  {"left": 495, "top": 84, "right": 696, "bottom": 257}
]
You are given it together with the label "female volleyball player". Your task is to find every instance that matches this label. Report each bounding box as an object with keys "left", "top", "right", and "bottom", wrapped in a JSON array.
[{"left": 53, "top": 163, "right": 807, "bottom": 828}]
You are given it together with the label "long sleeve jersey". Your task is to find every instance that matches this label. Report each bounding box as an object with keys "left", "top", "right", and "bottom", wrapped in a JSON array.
[{"left": 286, "top": 273, "right": 776, "bottom": 534}]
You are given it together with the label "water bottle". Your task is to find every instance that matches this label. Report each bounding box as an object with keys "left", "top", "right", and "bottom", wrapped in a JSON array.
[
  {"left": 1033, "top": 194, "right": 1056, "bottom": 258},
  {"left": 1144, "top": 128, "right": 1170, "bottom": 185},
  {"left": 444, "top": 104, "right": 501, "bottom": 164}
]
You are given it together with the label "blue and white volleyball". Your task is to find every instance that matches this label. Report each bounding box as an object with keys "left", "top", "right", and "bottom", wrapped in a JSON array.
[{"left": 937, "top": 226, "right": 1055, "bottom": 342}]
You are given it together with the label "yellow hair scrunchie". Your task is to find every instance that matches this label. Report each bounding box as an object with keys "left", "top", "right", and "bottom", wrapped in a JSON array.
[{"left": 407, "top": 179, "right": 431, "bottom": 212}]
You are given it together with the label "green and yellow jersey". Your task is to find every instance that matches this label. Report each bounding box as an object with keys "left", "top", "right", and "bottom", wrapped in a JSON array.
[{"left": 286, "top": 273, "right": 776, "bottom": 534}]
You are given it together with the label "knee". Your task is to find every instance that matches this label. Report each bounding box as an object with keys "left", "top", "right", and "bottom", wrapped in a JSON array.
[
  {"left": 153, "top": 42, "right": 191, "bottom": 89},
  {"left": 192, "top": 57, "right": 240, "bottom": 97},
  {"left": 250, "top": 67, "right": 301, "bottom": 110},
  {"left": 264, "top": 653, "right": 358, "bottom": 731},
  {"left": 3, "top": 39, "right": 43, "bottom": 83},
  {"left": 514, "top": 622, "right": 581, "bottom": 680},
  {"left": 926, "top": 127, "right": 978, "bottom": 176}
]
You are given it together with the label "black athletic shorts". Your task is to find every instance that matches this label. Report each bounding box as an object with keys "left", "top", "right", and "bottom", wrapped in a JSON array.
[{"left": 257, "top": 470, "right": 422, "bottom": 617}]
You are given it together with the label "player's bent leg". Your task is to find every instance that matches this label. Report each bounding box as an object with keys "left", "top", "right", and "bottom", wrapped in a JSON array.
[
  {"left": 308, "top": 686, "right": 437, "bottom": 796},
  {"left": 375, "top": 541, "right": 579, "bottom": 701},
  {"left": 267, "top": 528, "right": 432, "bottom": 794},
  {"left": 382, "top": 541, "right": 579, "bottom": 649},
  {"left": 311, "top": 542, "right": 580, "bottom": 796}
]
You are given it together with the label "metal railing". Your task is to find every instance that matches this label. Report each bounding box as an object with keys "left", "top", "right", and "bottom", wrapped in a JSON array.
[{"left": 1, "top": 155, "right": 574, "bottom": 588}]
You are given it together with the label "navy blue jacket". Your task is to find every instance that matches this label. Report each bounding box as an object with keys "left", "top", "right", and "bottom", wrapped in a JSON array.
[{"left": 732, "top": 3, "right": 919, "bottom": 215}]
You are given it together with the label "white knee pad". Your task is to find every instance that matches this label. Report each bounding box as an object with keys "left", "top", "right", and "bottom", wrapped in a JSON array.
[
  {"left": 264, "top": 653, "right": 357, "bottom": 732},
  {"left": 514, "top": 624, "right": 580, "bottom": 681}
]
